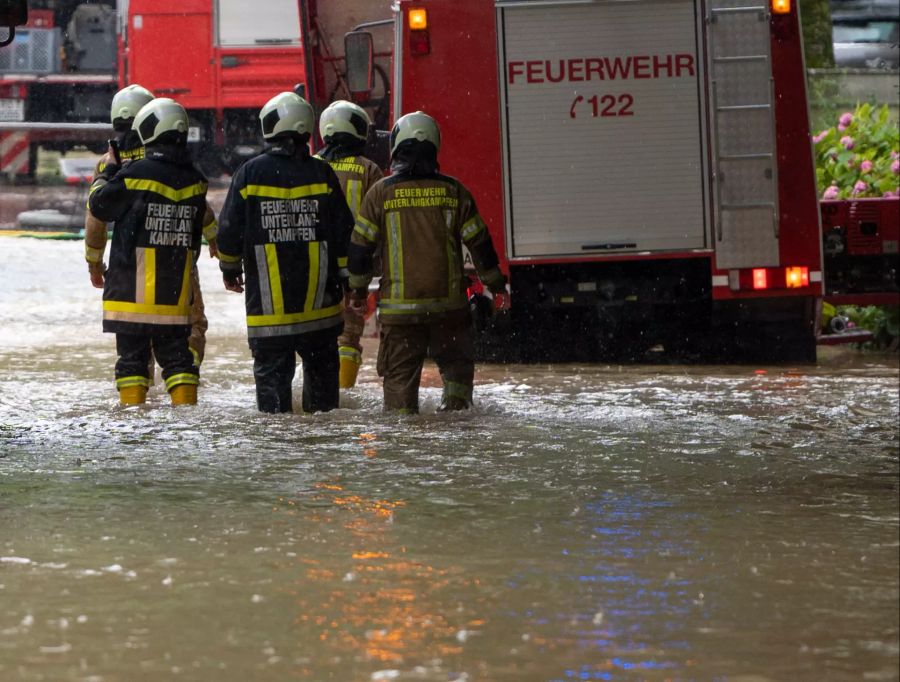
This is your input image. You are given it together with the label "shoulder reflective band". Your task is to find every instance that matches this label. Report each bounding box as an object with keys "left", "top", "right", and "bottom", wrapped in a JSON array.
[
  {"left": 239, "top": 184, "right": 331, "bottom": 200},
  {"left": 124, "top": 178, "right": 208, "bottom": 202}
]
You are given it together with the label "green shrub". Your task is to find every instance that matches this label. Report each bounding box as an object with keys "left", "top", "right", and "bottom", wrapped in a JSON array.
[
  {"left": 813, "top": 103, "right": 900, "bottom": 200},
  {"left": 840, "top": 305, "right": 900, "bottom": 351}
]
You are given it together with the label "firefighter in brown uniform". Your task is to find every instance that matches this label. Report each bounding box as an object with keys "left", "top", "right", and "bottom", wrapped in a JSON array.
[
  {"left": 347, "top": 111, "right": 507, "bottom": 413},
  {"left": 315, "top": 100, "right": 384, "bottom": 389},
  {"left": 88, "top": 98, "right": 209, "bottom": 406},
  {"left": 84, "top": 84, "right": 218, "bottom": 366},
  {"left": 217, "top": 92, "right": 355, "bottom": 413}
]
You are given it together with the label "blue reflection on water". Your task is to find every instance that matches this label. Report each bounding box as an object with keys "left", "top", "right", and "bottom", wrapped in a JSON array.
[{"left": 525, "top": 491, "right": 702, "bottom": 679}]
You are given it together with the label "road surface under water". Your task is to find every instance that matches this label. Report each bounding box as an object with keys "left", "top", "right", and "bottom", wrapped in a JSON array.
[{"left": 0, "top": 237, "right": 898, "bottom": 681}]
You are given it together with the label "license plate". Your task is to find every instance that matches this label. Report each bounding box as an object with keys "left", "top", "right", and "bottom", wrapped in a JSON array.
[
  {"left": 0, "top": 98, "right": 25, "bottom": 122},
  {"left": 187, "top": 126, "right": 201, "bottom": 142}
]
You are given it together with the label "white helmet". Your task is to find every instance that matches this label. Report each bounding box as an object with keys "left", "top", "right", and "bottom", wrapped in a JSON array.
[
  {"left": 133, "top": 98, "right": 189, "bottom": 145},
  {"left": 259, "top": 92, "right": 314, "bottom": 140},
  {"left": 390, "top": 111, "right": 441, "bottom": 156},
  {"left": 110, "top": 84, "right": 154, "bottom": 124},
  {"left": 319, "top": 100, "right": 372, "bottom": 143}
]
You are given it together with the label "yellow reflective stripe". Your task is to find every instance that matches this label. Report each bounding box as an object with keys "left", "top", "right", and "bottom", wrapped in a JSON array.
[
  {"left": 354, "top": 214, "right": 380, "bottom": 242},
  {"left": 239, "top": 183, "right": 331, "bottom": 200},
  {"left": 202, "top": 218, "right": 218, "bottom": 241},
  {"left": 85, "top": 245, "right": 104, "bottom": 263},
  {"left": 88, "top": 178, "right": 107, "bottom": 196},
  {"left": 144, "top": 247, "right": 156, "bottom": 306},
  {"left": 304, "top": 242, "right": 320, "bottom": 312},
  {"left": 337, "top": 256, "right": 348, "bottom": 268},
  {"left": 177, "top": 258, "right": 192, "bottom": 308},
  {"left": 446, "top": 220, "right": 460, "bottom": 302},
  {"left": 346, "top": 179, "right": 363, "bottom": 219},
  {"left": 165, "top": 373, "right": 199, "bottom": 390},
  {"left": 387, "top": 212, "right": 403, "bottom": 301},
  {"left": 246, "top": 304, "right": 342, "bottom": 327},
  {"left": 461, "top": 216, "right": 485, "bottom": 241},
  {"left": 444, "top": 380, "right": 473, "bottom": 401},
  {"left": 103, "top": 300, "right": 191, "bottom": 316},
  {"left": 124, "top": 178, "right": 208, "bottom": 202},
  {"left": 116, "top": 375, "right": 151, "bottom": 389},
  {"left": 338, "top": 346, "right": 362, "bottom": 363},
  {"left": 264, "top": 244, "right": 284, "bottom": 315},
  {"left": 377, "top": 297, "right": 466, "bottom": 316},
  {"left": 217, "top": 250, "right": 242, "bottom": 264}
]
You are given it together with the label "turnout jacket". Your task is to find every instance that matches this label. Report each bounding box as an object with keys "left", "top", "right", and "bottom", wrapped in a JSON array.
[
  {"left": 217, "top": 144, "right": 354, "bottom": 341},
  {"left": 88, "top": 144, "right": 208, "bottom": 336},
  {"left": 348, "top": 173, "right": 505, "bottom": 324},
  {"left": 315, "top": 153, "right": 383, "bottom": 220}
]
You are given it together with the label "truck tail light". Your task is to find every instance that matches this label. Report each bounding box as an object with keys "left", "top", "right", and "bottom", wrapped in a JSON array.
[
  {"left": 752, "top": 268, "right": 769, "bottom": 290},
  {"left": 408, "top": 8, "right": 427, "bottom": 30},
  {"left": 771, "top": 0, "right": 790, "bottom": 14},
  {"left": 408, "top": 8, "right": 430, "bottom": 56},
  {"left": 785, "top": 266, "right": 809, "bottom": 288}
]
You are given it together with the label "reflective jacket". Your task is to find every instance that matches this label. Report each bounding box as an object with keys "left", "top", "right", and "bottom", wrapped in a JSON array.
[
  {"left": 86, "top": 131, "right": 217, "bottom": 264},
  {"left": 315, "top": 153, "right": 383, "bottom": 220},
  {"left": 348, "top": 172, "right": 504, "bottom": 324},
  {"left": 217, "top": 143, "right": 354, "bottom": 342},
  {"left": 88, "top": 144, "right": 208, "bottom": 336}
]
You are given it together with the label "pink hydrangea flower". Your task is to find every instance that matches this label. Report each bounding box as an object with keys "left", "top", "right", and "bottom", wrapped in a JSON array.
[
  {"left": 891, "top": 151, "right": 899, "bottom": 160},
  {"left": 860, "top": 160, "right": 874, "bottom": 173},
  {"left": 839, "top": 112, "right": 853, "bottom": 127},
  {"left": 812, "top": 130, "right": 829, "bottom": 144},
  {"left": 892, "top": 159, "right": 900, "bottom": 174},
  {"left": 822, "top": 185, "right": 840, "bottom": 200},
  {"left": 852, "top": 180, "right": 868, "bottom": 195},
  {"left": 883, "top": 190, "right": 896, "bottom": 198},
  {"left": 840, "top": 136, "right": 854, "bottom": 150},
  {"left": 838, "top": 123, "right": 847, "bottom": 132}
]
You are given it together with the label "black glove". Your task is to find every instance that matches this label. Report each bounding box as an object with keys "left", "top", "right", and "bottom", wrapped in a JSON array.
[
  {"left": 97, "top": 162, "right": 121, "bottom": 183},
  {"left": 223, "top": 270, "right": 244, "bottom": 293}
]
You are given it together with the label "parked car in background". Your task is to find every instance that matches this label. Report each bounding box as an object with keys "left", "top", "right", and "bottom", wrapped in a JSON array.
[{"left": 831, "top": 0, "right": 900, "bottom": 69}]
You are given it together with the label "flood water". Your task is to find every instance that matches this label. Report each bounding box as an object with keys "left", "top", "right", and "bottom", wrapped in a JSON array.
[{"left": 1, "top": 235, "right": 898, "bottom": 681}]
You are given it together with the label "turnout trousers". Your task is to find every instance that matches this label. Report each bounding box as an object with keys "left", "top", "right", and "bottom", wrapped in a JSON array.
[
  {"left": 338, "top": 290, "right": 366, "bottom": 356},
  {"left": 376, "top": 310, "right": 475, "bottom": 413},
  {"left": 148, "top": 263, "right": 208, "bottom": 380},
  {"left": 116, "top": 333, "right": 199, "bottom": 393},
  {"left": 251, "top": 327, "right": 341, "bottom": 414}
]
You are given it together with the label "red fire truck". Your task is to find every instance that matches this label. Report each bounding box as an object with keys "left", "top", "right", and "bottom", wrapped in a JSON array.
[
  {"left": 0, "top": 0, "right": 329, "bottom": 175},
  {"left": 345, "top": 0, "right": 900, "bottom": 362}
]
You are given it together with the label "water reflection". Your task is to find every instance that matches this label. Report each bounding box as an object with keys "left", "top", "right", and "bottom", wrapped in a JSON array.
[{"left": 0, "top": 237, "right": 898, "bottom": 680}]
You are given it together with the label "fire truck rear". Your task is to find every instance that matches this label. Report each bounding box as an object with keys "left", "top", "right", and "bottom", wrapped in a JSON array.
[{"left": 351, "top": 0, "right": 825, "bottom": 362}]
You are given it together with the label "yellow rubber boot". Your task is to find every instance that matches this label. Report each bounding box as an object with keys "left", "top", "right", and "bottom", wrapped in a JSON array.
[
  {"left": 338, "top": 347, "right": 362, "bottom": 389},
  {"left": 170, "top": 384, "right": 197, "bottom": 406},
  {"left": 119, "top": 385, "right": 147, "bottom": 406}
]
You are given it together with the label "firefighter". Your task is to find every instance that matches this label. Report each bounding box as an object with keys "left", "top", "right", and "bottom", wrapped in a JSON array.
[
  {"left": 84, "top": 84, "right": 218, "bottom": 366},
  {"left": 347, "top": 111, "right": 507, "bottom": 414},
  {"left": 217, "top": 92, "right": 355, "bottom": 413},
  {"left": 88, "top": 98, "right": 209, "bottom": 406},
  {"left": 315, "top": 100, "right": 384, "bottom": 389}
]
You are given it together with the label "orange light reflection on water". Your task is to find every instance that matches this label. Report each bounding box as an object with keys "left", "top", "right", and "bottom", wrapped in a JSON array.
[{"left": 276, "top": 480, "right": 482, "bottom": 665}]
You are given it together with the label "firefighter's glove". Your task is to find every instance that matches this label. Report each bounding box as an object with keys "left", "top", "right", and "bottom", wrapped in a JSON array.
[
  {"left": 223, "top": 270, "right": 244, "bottom": 293},
  {"left": 348, "top": 289, "right": 369, "bottom": 317},
  {"left": 97, "top": 162, "right": 121, "bottom": 183},
  {"left": 481, "top": 268, "right": 507, "bottom": 295},
  {"left": 480, "top": 269, "right": 510, "bottom": 312},
  {"left": 87, "top": 260, "right": 106, "bottom": 289}
]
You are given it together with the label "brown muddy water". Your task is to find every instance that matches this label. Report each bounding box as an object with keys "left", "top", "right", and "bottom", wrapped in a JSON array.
[{"left": 0, "top": 231, "right": 898, "bottom": 681}]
